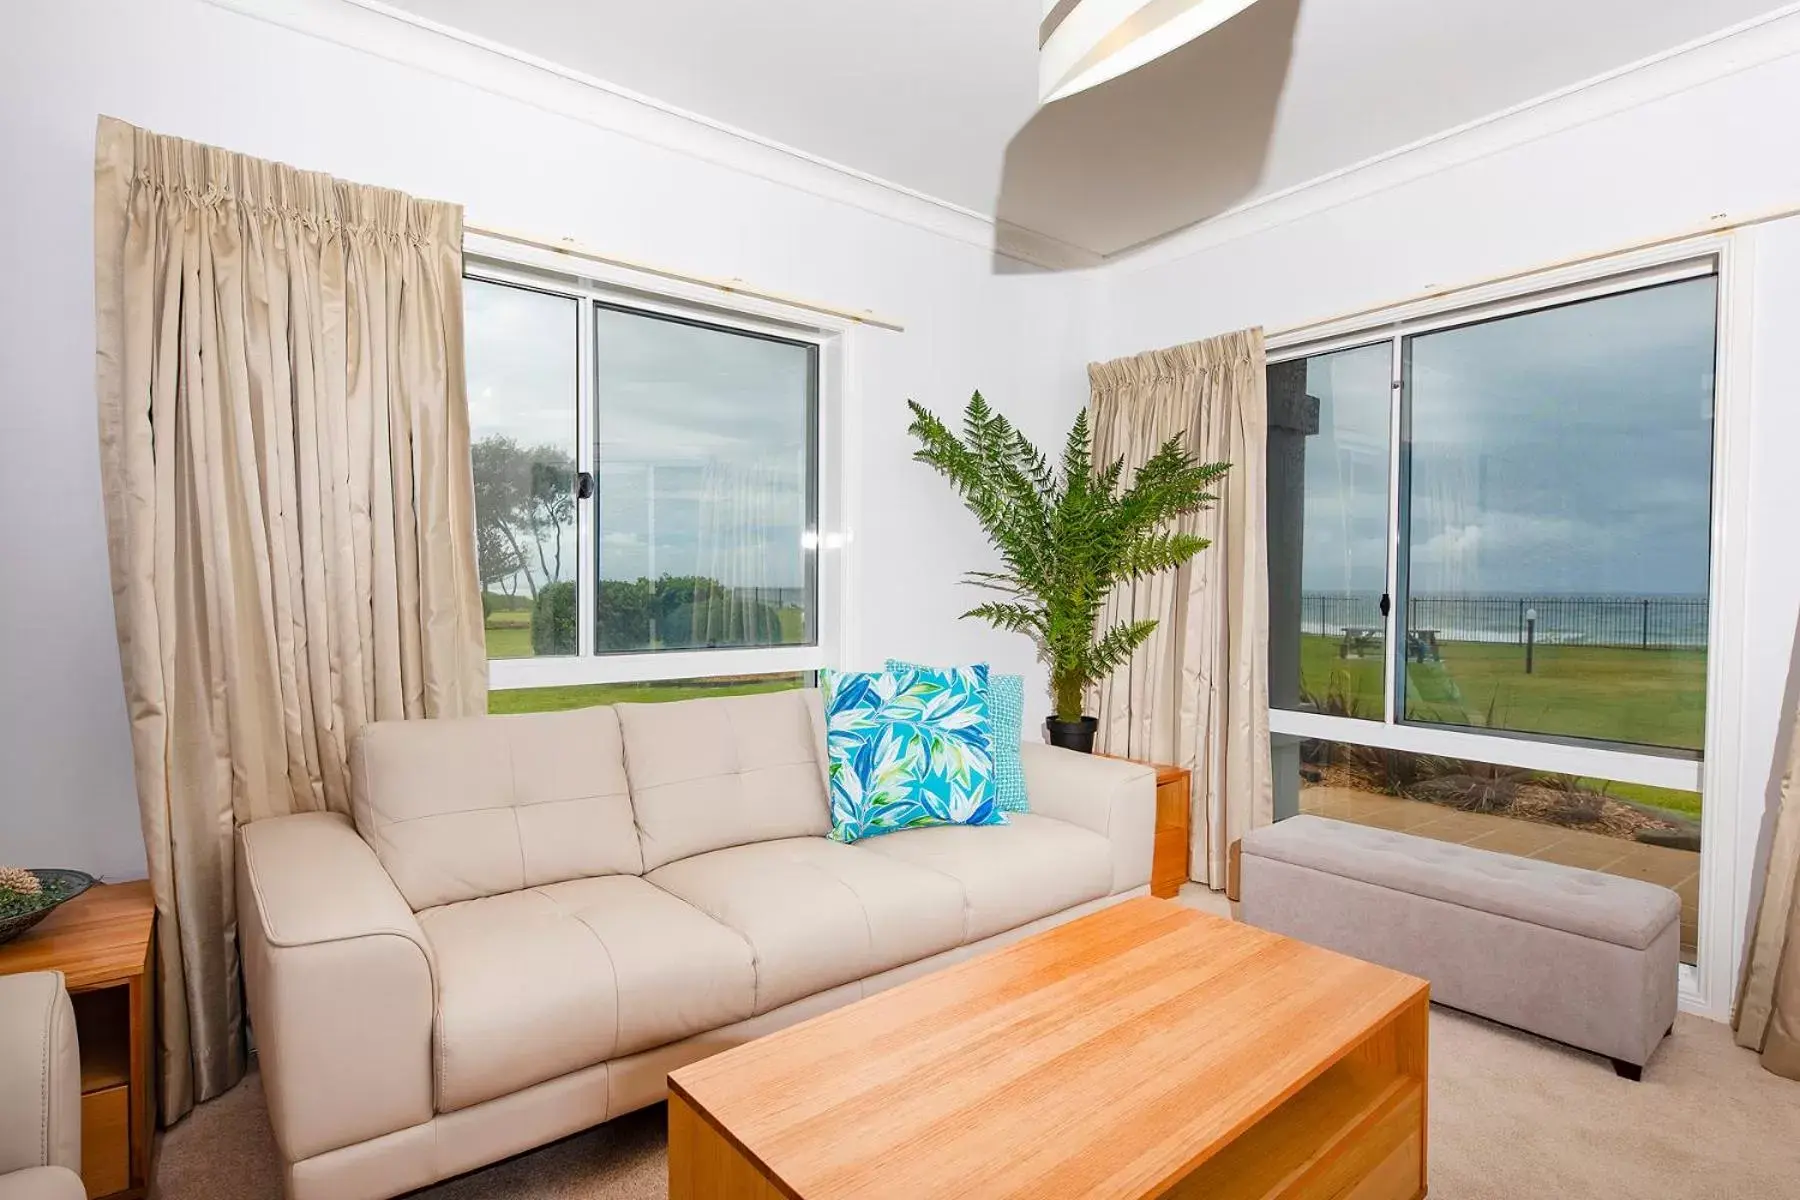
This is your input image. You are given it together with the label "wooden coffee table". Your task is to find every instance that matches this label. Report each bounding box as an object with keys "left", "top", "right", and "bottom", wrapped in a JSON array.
[{"left": 669, "top": 897, "right": 1429, "bottom": 1200}]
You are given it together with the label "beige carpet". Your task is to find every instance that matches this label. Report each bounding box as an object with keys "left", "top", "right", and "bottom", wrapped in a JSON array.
[
  {"left": 153, "top": 1009, "right": 1798, "bottom": 1199},
  {"left": 153, "top": 1080, "right": 666, "bottom": 1200}
]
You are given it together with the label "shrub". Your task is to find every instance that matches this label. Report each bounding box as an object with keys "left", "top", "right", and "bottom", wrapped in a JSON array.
[
  {"left": 660, "top": 594, "right": 785, "bottom": 648},
  {"left": 1338, "top": 743, "right": 1447, "bottom": 796},
  {"left": 550, "top": 575, "right": 796, "bottom": 653},
  {"left": 532, "top": 581, "right": 578, "bottom": 656},
  {"left": 1407, "top": 772, "right": 1522, "bottom": 814},
  {"left": 1302, "top": 669, "right": 1374, "bottom": 721},
  {"left": 1542, "top": 777, "right": 1607, "bottom": 825},
  {"left": 596, "top": 579, "right": 653, "bottom": 650}
]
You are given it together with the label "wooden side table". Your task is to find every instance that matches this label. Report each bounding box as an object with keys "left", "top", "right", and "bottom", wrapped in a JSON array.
[
  {"left": 1100, "top": 754, "right": 1192, "bottom": 898},
  {"left": 1147, "top": 763, "right": 1192, "bottom": 899},
  {"left": 0, "top": 881, "right": 156, "bottom": 1199}
]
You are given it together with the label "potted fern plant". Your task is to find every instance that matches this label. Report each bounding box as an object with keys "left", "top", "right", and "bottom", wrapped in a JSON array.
[{"left": 907, "top": 392, "right": 1230, "bottom": 752}]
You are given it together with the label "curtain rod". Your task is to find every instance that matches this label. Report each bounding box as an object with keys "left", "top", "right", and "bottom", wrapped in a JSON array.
[
  {"left": 465, "top": 223, "right": 907, "bottom": 333},
  {"left": 1266, "top": 201, "right": 1800, "bottom": 343}
]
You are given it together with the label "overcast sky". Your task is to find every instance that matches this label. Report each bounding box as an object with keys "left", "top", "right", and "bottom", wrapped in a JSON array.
[
  {"left": 464, "top": 278, "right": 812, "bottom": 590},
  {"left": 1298, "top": 275, "right": 1717, "bottom": 598}
]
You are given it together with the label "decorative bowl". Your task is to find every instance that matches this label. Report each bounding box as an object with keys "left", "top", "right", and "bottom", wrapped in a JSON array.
[{"left": 0, "top": 869, "right": 97, "bottom": 946}]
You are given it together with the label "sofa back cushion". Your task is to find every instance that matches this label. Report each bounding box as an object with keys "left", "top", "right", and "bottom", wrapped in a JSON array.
[
  {"left": 351, "top": 707, "right": 643, "bottom": 910},
  {"left": 618, "top": 689, "right": 830, "bottom": 871}
]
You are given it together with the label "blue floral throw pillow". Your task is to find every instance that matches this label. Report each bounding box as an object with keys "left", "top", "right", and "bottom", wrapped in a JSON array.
[
  {"left": 887, "top": 659, "right": 1029, "bottom": 814},
  {"left": 823, "top": 665, "right": 1005, "bottom": 843}
]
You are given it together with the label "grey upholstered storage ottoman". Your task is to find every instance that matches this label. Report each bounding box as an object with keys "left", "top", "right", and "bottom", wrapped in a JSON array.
[{"left": 1240, "top": 815, "right": 1681, "bottom": 1079}]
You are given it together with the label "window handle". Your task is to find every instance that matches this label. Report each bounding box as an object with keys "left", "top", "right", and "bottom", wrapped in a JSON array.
[
  {"left": 1379, "top": 592, "right": 1392, "bottom": 618},
  {"left": 575, "top": 471, "right": 594, "bottom": 500}
]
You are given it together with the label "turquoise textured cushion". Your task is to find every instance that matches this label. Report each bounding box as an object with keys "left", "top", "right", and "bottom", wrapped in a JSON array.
[
  {"left": 887, "top": 659, "right": 1029, "bottom": 813},
  {"left": 822, "top": 665, "right": 1005, "bottom": 843}
]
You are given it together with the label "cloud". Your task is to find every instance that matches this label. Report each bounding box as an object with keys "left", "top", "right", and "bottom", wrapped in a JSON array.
[{"left": 1296, "top": 275, "right": 1716, "bottom": 598}]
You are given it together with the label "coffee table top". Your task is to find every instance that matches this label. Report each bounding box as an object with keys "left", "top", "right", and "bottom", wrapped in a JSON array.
[{"left": 669, "top": 896, "right": 1428, "bottom": 1200}]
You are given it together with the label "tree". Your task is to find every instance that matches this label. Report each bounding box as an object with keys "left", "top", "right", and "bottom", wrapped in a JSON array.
[
  {"left": 471, "top": 435, "right": 534, "bottom": 597},
  {"left": 907, "top": 392, "right": 1229, "bottom": 724},
  {"left": 475, "top": 522, "right": 526, "bottom": 614},
  {"left": 525, "top": 452, "right": 574, "bottom": 586},
  {"left": 469, "top": 434, "right": 575, "bottom": 600}
]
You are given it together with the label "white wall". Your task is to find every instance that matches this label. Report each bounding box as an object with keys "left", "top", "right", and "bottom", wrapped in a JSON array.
[
  {"left": 7, "top": 0, "right": 1799, "bottom": 997},
  {"left": 1096, "top": 43, "right": 1800, "bottom": 1014},
  {"left": 0, "top": 0, "right": 1095, "bottom": 880}
]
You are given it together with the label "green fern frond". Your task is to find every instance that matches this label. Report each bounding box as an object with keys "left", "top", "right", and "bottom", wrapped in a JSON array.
[
  {"left": 962, "top": 601, "right": 1047, "bottom": 637},
  {"left": 907, "top": 393, "right": 1231, "bottom": 723}
]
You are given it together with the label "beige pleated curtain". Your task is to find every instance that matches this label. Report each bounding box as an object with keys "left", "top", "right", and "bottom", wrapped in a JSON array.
[
  {"left": 1088, "top": 331, "right": 1273, "bottom": 888},
  {"left": 94, "top": 117, "right": 488, "bottom": 1121},
  {"left": 1734, "top": 685, "right": 1800, "bottom": 1079}
]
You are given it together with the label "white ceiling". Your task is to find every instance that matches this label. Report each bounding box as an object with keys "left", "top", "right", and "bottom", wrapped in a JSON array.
[{"left": 384, "top": 0, "right": 1787, "bottom": 258}]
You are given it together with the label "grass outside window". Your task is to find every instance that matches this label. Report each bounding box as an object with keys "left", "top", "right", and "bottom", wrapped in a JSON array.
[
  {"left": 1296, "top": 634, "right": 1704, "bottom": 818},
  {"left": 487, "top": 673, "right": 808, "bottom": 715}
]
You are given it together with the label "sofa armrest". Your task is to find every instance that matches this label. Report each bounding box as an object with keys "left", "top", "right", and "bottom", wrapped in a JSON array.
[
  {"left": 238, "top": 813, "right": 435, "bottom": 1163},
  {"left": 1019, "top": 742, "right": 1157, "bottom": 894},
  {"left": 0, "top": 973, "right": 79, "bottom": 1177},
  {"left": 0, "top": 1168, "right": 85, "bottom": 1200}
]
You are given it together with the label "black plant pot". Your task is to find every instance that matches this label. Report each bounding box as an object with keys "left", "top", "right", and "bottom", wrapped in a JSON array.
[{"left": 1045, "top": 716, "right": 1099, "bottom": 754}]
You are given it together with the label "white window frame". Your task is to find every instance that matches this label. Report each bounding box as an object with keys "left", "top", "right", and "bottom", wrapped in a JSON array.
[
  {"left": 1265, "top": 233, "right": 1753, "bottom": 1019},
  {"left": 464, "top": 232, "right": 857, "bottom": 693}
]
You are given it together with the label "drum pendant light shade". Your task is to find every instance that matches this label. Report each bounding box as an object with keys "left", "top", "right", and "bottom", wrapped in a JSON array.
[{"left": 1040, "top": 0, "right": 1265, "bottom": 103}]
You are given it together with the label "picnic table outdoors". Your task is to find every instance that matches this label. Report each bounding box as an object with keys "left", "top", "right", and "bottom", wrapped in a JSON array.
[{"left": 1337, "top": 627, "right": 1442, "bottom": 662}]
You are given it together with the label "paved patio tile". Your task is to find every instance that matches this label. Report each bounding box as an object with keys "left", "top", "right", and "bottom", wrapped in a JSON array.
[
  {"left": 1606, "top": 846, "right": 1701, "bottom": 891},
  {"left": 1328, "top": 792, "right": 1415, "bottom": 817},
  {"left": 1461, "top": 822, "right": 1568, "bottom": 857},
  {"left": 1347, "top": 804, "right": 1450, "bottom": 832},
  {"left": 1527, "top": 838, "right": 1632, "bottom": 873},
  {"left": 1408, "top": 810, "right": 1517, "bottom": 841}
]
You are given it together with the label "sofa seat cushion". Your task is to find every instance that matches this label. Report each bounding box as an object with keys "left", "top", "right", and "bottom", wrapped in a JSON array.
[
  {"left": 852, "top": 813, "right": 1114, "bottom": 941},
  {"left": 1241, "top": 815, "right": 1680, "bottom": 950},
  {"left": 646, "top": 838, "right": 966, "bottom": 1013},
  {"left": 418, "top": 876, "right": 755, "bottom": 1112}
]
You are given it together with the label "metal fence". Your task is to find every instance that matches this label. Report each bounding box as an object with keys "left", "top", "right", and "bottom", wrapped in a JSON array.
[{"left": 1299, "top": 593, "right": 1709, "bottom": 649}]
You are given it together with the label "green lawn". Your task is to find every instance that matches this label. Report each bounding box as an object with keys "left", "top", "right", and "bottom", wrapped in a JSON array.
[
  {"left": 484, "top": 624, "right": 534, "bottom": 659},
  {"left": 483, "top": 599, "right": 534, "bottom": 659},
  {"left": 1300, "top": 634, "right": 1704, "bottom": 749},
  {"left": 1298, "top": 633, "right": 1704, "bottom": 814},
  {"left": 483, "top": 592, "right": 805, "bottom": 711},
  {"left": 1583, "top": 778, "right": 1704, "bottom": 820},
  {"left": 488, "top": 675, "right": 804, "bottom": 715},
  {"left": 484, "top": 603, "right": 809, "bottom": 661}
]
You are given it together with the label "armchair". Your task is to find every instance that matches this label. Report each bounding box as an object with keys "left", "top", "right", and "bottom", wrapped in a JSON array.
[{"left": 0, "top": 971, "right": 83, "bottom": 1200}]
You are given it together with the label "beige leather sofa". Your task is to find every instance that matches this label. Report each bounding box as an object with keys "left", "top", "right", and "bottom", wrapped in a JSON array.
[
  {"left": 0, "top": 972, "right": 84, "bottom": 1200},
  {"left": 239, "top": 689, "right": 1156, "bottom": 1200}
]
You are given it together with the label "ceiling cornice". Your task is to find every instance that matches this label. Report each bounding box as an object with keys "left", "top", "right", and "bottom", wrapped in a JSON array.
[
  {"left": 206, "top": 0, "right": 1800, "bottom": 275},
  {"left": 202, "top": 0, "right": 1104, "bottom": 269}
]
